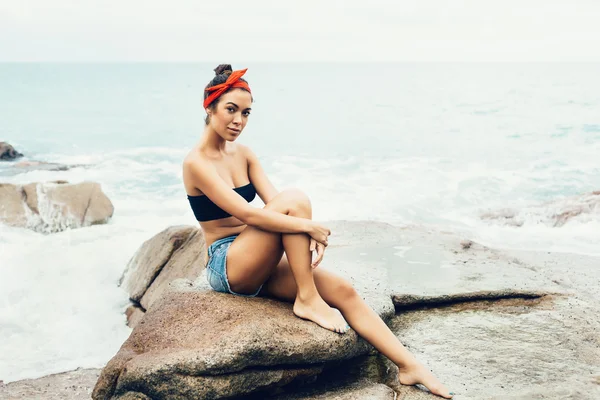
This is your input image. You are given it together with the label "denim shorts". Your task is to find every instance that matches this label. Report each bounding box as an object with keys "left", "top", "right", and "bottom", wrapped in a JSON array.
[{"left": 206, "top": 234, "right": 263, "bottom": 297}]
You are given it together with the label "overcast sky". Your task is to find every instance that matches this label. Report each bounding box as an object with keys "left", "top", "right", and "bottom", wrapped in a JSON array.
[{"left": 1, "top": 0, "right": 599, "bottom": 62}]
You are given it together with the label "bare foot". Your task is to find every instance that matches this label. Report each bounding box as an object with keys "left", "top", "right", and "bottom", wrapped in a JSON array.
[
  {"left": 398, "top": 362, "right": 454, "bottom": 398},
  {"left": 293, "top": 295, "right": 349, "bottom": 334}
]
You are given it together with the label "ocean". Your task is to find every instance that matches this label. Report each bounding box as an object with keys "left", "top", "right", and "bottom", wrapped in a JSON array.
[{"left": 0, "top": 63, "right": 599, "bottom": 383}]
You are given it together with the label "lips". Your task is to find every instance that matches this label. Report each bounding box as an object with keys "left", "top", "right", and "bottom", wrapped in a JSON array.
[{"left": 228, "top": 127, "right": 240, "bottom": 133}]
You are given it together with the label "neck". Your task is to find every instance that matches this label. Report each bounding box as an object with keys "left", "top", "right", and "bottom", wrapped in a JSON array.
[{"left": 200, "top": 126, "right": 227, "bottom": 155}]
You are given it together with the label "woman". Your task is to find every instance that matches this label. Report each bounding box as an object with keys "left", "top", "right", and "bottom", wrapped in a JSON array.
[{"left": 182, "top": 64, "right": 454, "bottom": 399}]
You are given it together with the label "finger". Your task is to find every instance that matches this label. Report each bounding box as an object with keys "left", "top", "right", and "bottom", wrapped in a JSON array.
[
  {"left": 313, "top": 243, "right": 325, "bottom": 268},
  {"left": 309, "top": 238, "right": 316, "bottom": 252},
  {"left": 312, "top": 244, "right": 322, "bottom": 268}
]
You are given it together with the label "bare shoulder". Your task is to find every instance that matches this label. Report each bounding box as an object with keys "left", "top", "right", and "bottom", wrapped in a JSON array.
[
  {"left": 182, "top": 149, "right": 214, "bottom": 195},
  {"left": 182, "top": 150, "right": 200, "bottom": 175},
  {"left": 236, "top": 143, "right": 257, "bottom": 163}
]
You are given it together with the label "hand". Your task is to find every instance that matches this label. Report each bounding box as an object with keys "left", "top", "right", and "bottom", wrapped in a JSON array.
[
  {"left": 310, "top": 238, "right": 326, "bottom": 268},
  {"left": 307, "top": 221, "right": 331, "bottom": 246}
]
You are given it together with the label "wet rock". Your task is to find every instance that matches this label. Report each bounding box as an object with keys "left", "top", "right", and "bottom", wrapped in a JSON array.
[
  {"left": 0, "top": 181, "right": 113, "bottom": 233},
  {"left": 0, "top": 142, "right": 23, "bottom": 160}
]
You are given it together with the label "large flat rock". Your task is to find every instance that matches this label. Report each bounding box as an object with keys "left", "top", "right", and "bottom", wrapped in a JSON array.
[
  {"left": 326, "top": 222, "right": 561, "bottom": 298},
  {"left": 325, "top": 222, "right": 600, "bottom": 399},
  {"left": 390, "top": 295, "right": 600, "bottom": 399}
]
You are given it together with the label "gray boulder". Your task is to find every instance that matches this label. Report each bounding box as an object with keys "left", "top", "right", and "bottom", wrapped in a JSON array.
[
  {"left": 0, "top": 181, "right": 114, "bottom": 233},
  {"left": 0, "top": 142, "right": 23, "bottom": 160},
  {"left": 119, "top": 225, "right": 207, "bottom": 327}
]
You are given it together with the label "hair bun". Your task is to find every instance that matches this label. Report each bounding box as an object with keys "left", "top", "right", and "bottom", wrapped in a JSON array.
[{"left": 214, "top": 64, "right": 233, "bottom": 77}]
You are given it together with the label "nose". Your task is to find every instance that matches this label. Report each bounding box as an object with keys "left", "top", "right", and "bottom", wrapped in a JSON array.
[{"left": 232, "top": 112, "right": 242, "bottom": 125}]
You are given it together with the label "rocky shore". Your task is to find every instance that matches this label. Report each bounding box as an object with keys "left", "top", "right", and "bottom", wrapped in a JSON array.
[
  {"left": 0, "top": 181, "right": 113, "bottom": 233},
  {"left": 2, "top": 221, "right": 599, "bottom": 399}
]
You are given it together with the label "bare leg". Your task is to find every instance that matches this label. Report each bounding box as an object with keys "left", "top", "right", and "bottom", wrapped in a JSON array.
[
  {"left": 225, "top": 189, "right": 348, "bottom": 333},
  {"left": 281, "top": 198, "right": 348, "bottom": 333},
  {"left": 264, "top": 257, "right": 454, "bottom": 398},
  {"left": 337, "top": 293, "right": 453, "bottom": 398}
]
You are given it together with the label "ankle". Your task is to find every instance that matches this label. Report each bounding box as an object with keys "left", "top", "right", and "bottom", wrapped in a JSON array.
[
  {"left": 397, "top": 357, "right": 420, "bottom": 371},
  {"left": 295, "top": 288, "right": 319, "bottom": 303}
]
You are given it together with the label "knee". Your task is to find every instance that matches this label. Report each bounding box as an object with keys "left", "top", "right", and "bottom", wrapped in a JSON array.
[
  {"left": 282, "top": 188, "right": 312, "bottom": 217},
  {"left": 334, "top": 278, "right": 358, "bottom": 301}
]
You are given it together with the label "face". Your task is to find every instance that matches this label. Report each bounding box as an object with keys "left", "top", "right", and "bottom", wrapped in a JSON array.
[{"left": 206, "top": 89, "right": 253, "bottom": 141}]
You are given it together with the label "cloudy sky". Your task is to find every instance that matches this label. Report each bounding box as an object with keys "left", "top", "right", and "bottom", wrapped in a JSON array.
[{"left": 1, "top": 0, "right": 599, "bottom": 62}]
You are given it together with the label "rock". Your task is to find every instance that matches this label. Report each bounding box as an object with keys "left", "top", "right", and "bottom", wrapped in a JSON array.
[
  {"left": 14, "top": 160, "right": 81, "bottom": 172},
  {"left": 392, "top": 289, "right": 547, "bottom": 310},
  {"left": 271, "top": 380, "right": 396, "bottom": 399},
  {"left": 118, "top": 226, "right": 204, "bottom": 309},
  {"left": 264, "top": 353, "right": 399, "bottom": 400},
  {"left": 479, "top": 190, "right": 600, "bottom": 228},
  {"left": 139, "top": 228, "right": 207, "bottom": 311},
  {"left": 390, "top": 295, "right": 600, "bottom": 399},
  {"left": 96, "top": 221, "right": 600, "bottom": 399},
  {"left": 92, "top": 288, "right": 385, "bottom": 399},
  {"left": 380, "top": 226, "right": 600, "bottom": 399},
  {"left": 0, "top": 368, "right": 101, "bottom": 399},
  {"left": 459, "top": 240, "right": 472, "bottom": 249},
  {"left": 0, "top": 142, "right": 23, "bottom": 160},
  {"left": 0, "top": 181, "right": 114, "bottom": 233},
  {"left": 124, "top": 305, "right": 145, "bottom": 329}
]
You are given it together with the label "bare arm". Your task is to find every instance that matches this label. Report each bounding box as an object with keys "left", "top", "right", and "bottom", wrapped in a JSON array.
[{"left": 185, "top": 158, "right": 313, "bottom": 235}]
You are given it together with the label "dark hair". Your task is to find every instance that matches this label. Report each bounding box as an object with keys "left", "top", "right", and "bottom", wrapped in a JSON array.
[{"left": 204, "top": 64, "right": 252, "bottom": 125}]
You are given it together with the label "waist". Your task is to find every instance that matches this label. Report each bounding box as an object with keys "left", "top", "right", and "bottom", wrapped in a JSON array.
[
  {"left": 201, "top": 222, "right": 246, "bottom": 266},
  {"left": 202, "top": 221, "right": 246, "bottom": 246}
]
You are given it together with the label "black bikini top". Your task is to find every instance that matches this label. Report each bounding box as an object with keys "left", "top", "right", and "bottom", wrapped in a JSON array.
[{"left": 187, "top": 182, "right": 256, "bottom": 222}]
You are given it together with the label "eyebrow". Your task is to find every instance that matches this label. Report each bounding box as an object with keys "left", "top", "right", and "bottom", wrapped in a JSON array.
[{"left": 226, "top": 102, "right": 252, "bottom": 111}]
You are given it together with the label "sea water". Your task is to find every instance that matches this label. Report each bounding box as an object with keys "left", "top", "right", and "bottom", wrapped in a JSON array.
[{"left": 1, "top": 63, "right": 599, "bottom": 382}]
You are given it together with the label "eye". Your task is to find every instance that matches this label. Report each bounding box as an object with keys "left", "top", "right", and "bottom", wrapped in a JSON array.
[
  {"left": 243, "top": 111, "right": 251, "bottom": 117},
  {"left": 226, "top": 107, "right": 235, "bottom": 112}
]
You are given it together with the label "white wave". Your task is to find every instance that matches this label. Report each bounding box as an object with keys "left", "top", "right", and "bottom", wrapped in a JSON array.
[{"left": 480, "top": 191, "right": 600, "bottom": 228}]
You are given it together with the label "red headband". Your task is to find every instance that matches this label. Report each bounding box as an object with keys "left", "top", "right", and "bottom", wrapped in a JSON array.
[{"left": 203, "top": 68, "right": 252, "bottom": 109}]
